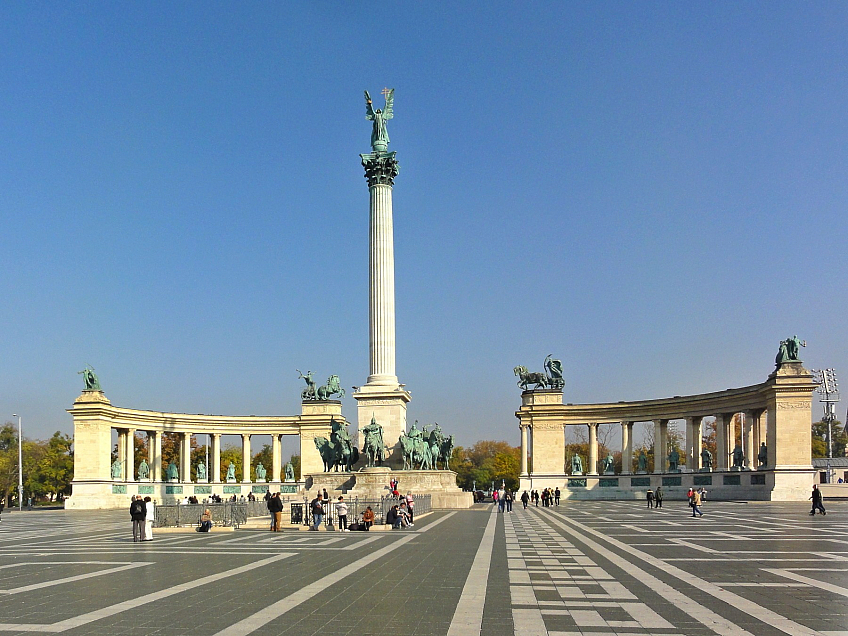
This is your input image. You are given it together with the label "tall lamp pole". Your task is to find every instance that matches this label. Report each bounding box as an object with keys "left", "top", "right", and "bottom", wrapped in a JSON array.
[
  {"left": 812, "top": 369, "right": 840, "bottom": 483},
  {"left": 11, "top": 414, "right": 22, "bottom": 511}
]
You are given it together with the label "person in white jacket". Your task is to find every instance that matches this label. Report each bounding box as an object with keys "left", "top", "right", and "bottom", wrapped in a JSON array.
[
  {"left": 143, "top": 497, "right": 155, "bottom": 541},
  {"left": 335, "top": 496, "right": 349, "bottom": 532}
]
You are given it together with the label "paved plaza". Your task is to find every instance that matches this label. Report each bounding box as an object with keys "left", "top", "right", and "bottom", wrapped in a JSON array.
[{"left": 0, "top": 501, "right": 844, "bottom": 635}]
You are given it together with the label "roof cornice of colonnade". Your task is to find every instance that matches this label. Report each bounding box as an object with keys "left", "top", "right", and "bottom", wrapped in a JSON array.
[
  {"left": 516, "top": 372, "right": 792, "bottom": 424},
  {"left": 69, "top": 392, "right": 343, "bottom": 434}
]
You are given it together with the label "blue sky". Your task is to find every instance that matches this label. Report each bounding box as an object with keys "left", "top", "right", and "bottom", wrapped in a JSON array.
[{"left": 1, "top": 4, "right": 847, "bottom": 446}]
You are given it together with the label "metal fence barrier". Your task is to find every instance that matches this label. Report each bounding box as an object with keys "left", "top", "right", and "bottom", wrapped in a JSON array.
[
  {"left": 154, "top": 503, "right": 248, "bottom": 528},
  {"left": 299, "top": 494, "right": 431, "bottom": 527}
]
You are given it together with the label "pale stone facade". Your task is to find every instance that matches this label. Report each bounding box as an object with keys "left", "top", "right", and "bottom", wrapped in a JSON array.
[{"left": 517, "top": 362, "right": 816, "bottom": 501}]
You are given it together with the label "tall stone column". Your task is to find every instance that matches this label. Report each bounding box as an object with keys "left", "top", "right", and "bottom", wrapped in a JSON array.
[
  {"left": 125, "top": 429, "right": 135, "bottom": 481},
  {"left": 743, "top": 411, "right": 755, "bottom": 469},
  {"left": 588, "top": 423, "right": 599, "bottom": 475},
  {"left": 271, "top": 434, "right": 282, "bottom": 484},
  {"left": 152, "top": 431, "right": 162, "bottom": 482},
  {"left": 117, "top": 430, "right": 126, "bottom": 478},
  {"left": 715, "top": 414, "right": 729, "bottom": 470},
  {"left": 520, "top": 425, "right": 528, "bottom": 476},
  {"left": 180, "top": 433, "right": 192, "bottom": 482},
  {"left": 147, "top": 432, "right": 155, "bottom": 482},
  {"left": 687, "top": 417, "right": 702, "bottom": 470},
  {"left": 242, "top": 434, "right": 252, "bottom": 482},
  {"left": 653, "top": 420, "right": 667, "bottom": 473},
  {"left": 211, "top": 434, "right": 221, "bottom": 483},
  {"left": 620, "top": 421, "right": 633, "bottom": 474},
  {"left": 354, "top": 149, "right": 411, "bottom": 465}
]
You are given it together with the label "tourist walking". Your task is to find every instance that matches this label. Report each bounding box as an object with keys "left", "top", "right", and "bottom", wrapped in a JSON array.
[
  {"left": 129, "top": 495, "right": 146, "bottom": 542},
  {"left": 646, "top": 489, "right": 654, "bottom": 509},
  {"left": 691, "top": 489, "right": 704, "bottom": 517},
  {"left": 521, "top": 491, "right": 530, "bottom": 509},
  {"left": 654, "top": 487, "right": 664, "bottom": 509},
  {"left": 554, "top": 487, "right": 561, "bottom": 506},
  {"left": 143, "top": 496, "right": 154, "bottom": 541},
  {"left": 268, "top": 493, "right": 283, "bottom": 531},
  {"left": 310, "top": 493, "right": 324, "bottom": 530},
  {"left": 533, "top": 490, "right": 539, "bottom": 506},
  {"left": 505, "top": 491, "right": 513, "bottom": 512},
  {"left": 810, "top": 484, "right": 826, "bottom": 515},
  {"left": 335, "top": 496, "right": 349, "bottom": 531}
]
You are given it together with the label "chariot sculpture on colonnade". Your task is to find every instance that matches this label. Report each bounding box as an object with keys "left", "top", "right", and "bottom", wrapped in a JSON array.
[{"left": 514, "top": 354, "right": 565, "bottom": 391}]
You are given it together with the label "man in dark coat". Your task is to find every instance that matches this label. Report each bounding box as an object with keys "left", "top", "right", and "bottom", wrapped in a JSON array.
[{"left": 129, "top": 495, "right": 146, "bottom": 542}]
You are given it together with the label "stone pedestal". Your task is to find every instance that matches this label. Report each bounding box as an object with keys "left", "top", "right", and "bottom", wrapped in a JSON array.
[{"left": 353, "top": 387, "right": 411, "bottom": 467}]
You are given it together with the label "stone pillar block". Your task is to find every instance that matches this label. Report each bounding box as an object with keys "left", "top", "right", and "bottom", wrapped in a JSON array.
[{"left": 352, "top": 389, "right": 411, "bottom": 467}]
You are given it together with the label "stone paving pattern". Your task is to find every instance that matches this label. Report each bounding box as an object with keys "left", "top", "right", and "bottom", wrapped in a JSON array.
[{"left": 0, "top": 500, "right": 845, "bottom": 635}]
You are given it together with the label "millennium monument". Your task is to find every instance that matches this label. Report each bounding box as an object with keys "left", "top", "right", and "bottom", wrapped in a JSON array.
[
  {"left": 67, "top": 89, "right": 471, "bottom": 510},
  {"left": 516, "top": 340, "right": 817, "bottom": 501},
  {"left": 352, "top": 88, "right": 411, "bottom": 465}
]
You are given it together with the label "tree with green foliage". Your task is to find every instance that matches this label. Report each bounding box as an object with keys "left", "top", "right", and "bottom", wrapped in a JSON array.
[
  {"left": 452, "top": 440, "right": 520, "bottom": 491},
  {"left": 812, "top": 420, "right": 846, "bottom": 458}
]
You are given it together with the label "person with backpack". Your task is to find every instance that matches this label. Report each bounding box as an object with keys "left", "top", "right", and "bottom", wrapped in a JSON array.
[
  {"left": 646, "top": 489, "right": 654, "bottom": 509},
  {"left": 521, "top": 491, "right": 530, "bottom": 509},
  {"left": 129, "top": 495, "right": 146, "bottom": 542},
  {"left": 268, "top": 493, "right": 283, "bottom": 531}
]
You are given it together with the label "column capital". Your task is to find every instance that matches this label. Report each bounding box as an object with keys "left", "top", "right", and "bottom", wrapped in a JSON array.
[{"left": 361, "top": 151, "right": 399, "bottom": 187}]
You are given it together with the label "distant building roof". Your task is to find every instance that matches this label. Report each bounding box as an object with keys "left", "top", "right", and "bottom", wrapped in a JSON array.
[{"left": 813, "top": 457, "right": 848, "bottom": 468}]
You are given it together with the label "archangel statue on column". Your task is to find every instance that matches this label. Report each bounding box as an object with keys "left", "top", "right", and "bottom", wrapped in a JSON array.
[{"left": 365, "top": 88, "right": 394, "bottom": 154}]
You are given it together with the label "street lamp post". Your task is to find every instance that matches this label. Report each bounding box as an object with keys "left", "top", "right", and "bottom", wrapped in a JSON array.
[
  {"left": 812, "top": 369, "right": 840, "bottom": 483},
  {"left": 11, "top": 414, "right": 22, "bottom": 511}
]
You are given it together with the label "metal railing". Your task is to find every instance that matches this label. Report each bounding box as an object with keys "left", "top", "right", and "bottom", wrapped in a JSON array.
[
  {"left": 295, "top": 494, "right": 431, "bottom": 527},
  {"left": 154, "top": 503, "right": 247, "bottom": 528}
]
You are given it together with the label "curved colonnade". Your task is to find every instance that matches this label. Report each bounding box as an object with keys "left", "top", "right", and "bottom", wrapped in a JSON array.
[
  {"left": 517, "top": 361, "right": 815, "bottom": 500},
  {"left": 67, "top": 390, "right": 343, "bottom": 509}
]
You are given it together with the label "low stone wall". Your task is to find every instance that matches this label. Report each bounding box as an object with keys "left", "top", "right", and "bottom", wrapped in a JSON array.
[{"left": 521, "top": 468, "right": 815, "bottom": 502}]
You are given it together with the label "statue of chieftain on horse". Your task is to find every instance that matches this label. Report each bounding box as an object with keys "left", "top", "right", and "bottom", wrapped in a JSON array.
[
  {"left": 514, "top": 354, "right": 565, "bottom": 391},
  {"left": 298, "top": 370, "right": 345, "bottom": 401},
  {"left": 313, "top": 418, "right": 359, "bottom": 472},
  {"left": 399, "top": 421, "right": 455, "bottom": 470}
]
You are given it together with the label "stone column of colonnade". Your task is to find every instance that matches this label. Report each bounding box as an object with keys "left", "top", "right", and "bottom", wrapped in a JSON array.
[
  {"left": 588, "top": 423, "right": 599, "bottom": 475},
  {"left": 686, "top": 417, "right": 702, "bottom": 471},
  {"left": 125, "top": 429, "right": 135, "bottom": 481},
  {"left": 180, "top": 433, "right": 192, "bottom": 482},
  {"left": 212, "top": 434, "right": 222, "bottom": 484},
  {"left": 653, "top": 420, "right": 668, "bottom": 473},
  {"left": 743, "top": 411, "right": 755, "bottom": 469},
  {"left": 242, "top": 434, "right": 251, "bottom": 482},
  {"left": 620, "top": 421, "right": 633, "bottom": 474},
  {"left": 271, "top": 434, "right": 282, "bottom": 483},
  {"left": 153, "top": 431, "right": 162, "bottom": 482},
  {"left": 715, "top": 413, "right": 730, "bottom": 470},
  {"left": 519, "top": 425, "right": 529, "bottom": 476}
]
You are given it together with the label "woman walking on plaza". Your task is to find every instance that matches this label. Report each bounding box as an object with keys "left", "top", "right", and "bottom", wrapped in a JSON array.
[
  {"left": 691, "top": 489, "right": 704, "bottom": 517},
  {"left": 521, "top": 491, "right": 530, "bottom": 509}
]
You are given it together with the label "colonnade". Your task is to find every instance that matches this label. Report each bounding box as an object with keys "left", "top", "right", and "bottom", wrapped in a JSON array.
[
  {"left": 519, "top": 410, "right": 767, "bottom": 476},
  {"left": 69, "top": 390, "right": 346, "bottom": 507},
  {"left": 514, "top": 361, "right": 816, "bottom": 500},
  {"left": 113, "top": 429, "right": 295, "bottom": 483}
]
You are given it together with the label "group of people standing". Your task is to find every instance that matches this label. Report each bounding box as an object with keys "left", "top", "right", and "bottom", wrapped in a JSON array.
[
  {"left": 128, "top": 495, "right": 155, "bottom": 541},
  {"left": 493, "top": 488, "right": 513, "bottom": 512},
  {"left": 645, "top": 487, "right": 664, "bottom": 508},
  {"left": 518, "top": 488, "right": 560, "bottom": 508}
]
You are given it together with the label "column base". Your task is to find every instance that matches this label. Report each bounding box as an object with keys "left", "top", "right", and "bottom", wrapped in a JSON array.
[{"left": 353, "top": 385, "right": 411, "bottom": 468}]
